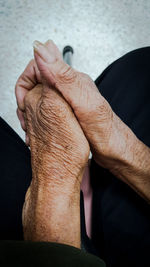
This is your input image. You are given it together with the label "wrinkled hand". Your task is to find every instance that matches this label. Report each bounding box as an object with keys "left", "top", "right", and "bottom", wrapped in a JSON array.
[
  {"left": 15, "top": 42, "right": 90, "bottom": 244},
  {"left": 22, "top": 83, "right": 90, "bottom": 242},
  {"left": 16, "top": 41, "right": 89, "bottom": 187},
  {"left": 16, "top": 40, "right": 129, "bottom": 172},
  {"left": 16, "top": 40, "right": 150, "bottom": 205},
  {"left": 23, "top": 83, "right": 90, "bottom": 187}
]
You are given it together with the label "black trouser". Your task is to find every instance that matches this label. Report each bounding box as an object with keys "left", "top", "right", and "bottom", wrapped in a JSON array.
[
  {"left": 91, "top": 47, "right": 150, "bottom": 267},
  {"left": 0, "top": 47, "right": 150, "bottom": 266}
]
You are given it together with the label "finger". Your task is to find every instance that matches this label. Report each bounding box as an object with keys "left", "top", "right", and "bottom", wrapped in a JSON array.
[
  {"left": 15, "top": 41, "right": 54, "bottom": 111},
  {"left": 33, "top": 40, "right": 77, "bottom": 101},
  {"left": 45, "top": 40, "right": 62, "bottom": 61},
  {"left": 16, "top": 108, "right": 26, "bottom": 131},
  {"left": 33, "top": 40, "right": 102, "bottom": 116},
  {"left": 15, "top": 60, "right": 41, "bottom": 111}
]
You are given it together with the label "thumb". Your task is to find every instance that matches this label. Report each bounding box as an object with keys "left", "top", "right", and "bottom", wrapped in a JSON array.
[{"left": 33, "top": 40, "right": 79, "bottom": 105}]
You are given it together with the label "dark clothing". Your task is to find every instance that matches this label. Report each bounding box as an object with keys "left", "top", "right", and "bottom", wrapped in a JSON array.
[
  {"left": 92, "top": 47, "right": 150, "bottom": 267},
  {"left": 0, "top": 241, "right": 104, "bottom": 267},
  {"left": 0, "top": 117, "right": 32, "bottom": 240},
  {"left": 0, "top": 47, "right": 150, "bottom": 266}
]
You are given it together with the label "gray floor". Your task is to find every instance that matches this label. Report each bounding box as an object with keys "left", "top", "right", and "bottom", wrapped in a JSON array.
[{"left": 0, "top": 0, "right": 150, "bottom": 139}]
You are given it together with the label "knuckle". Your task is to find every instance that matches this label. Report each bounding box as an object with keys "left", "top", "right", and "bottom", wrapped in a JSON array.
[
  {"left": 80, "top": 72, "right": 92, "bottom": 83},
  {"left": 40, "top": 97, "right": 68, "bottom": 122},
  {"left": 24, "top": 85, "right": 42, "bottom": 109},
  {"left": 56, "top": 64, "right": 77, "bottom": 85}
]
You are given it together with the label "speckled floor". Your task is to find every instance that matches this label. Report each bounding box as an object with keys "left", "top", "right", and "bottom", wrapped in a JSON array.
[{"left": 0, "top": 0, "right": 150, "bottom": 140}]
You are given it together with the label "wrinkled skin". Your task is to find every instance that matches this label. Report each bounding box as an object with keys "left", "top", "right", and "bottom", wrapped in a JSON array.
[
  {"left": 15, "top": 41, "right": 115, "bottom": 241},
  {"left": 24, "top": 83, "right": 90, "bottom": 186},
  {"left": 22, "top": 82, "right": 90, "bottom": 243},
  {"left": 16, "top": 40, "right": 119, "bottom": 169},
  {"left": 16, "top": 41, "right": 150, "bottom": 240},
  {"left": 15, "top": 40, "right": 135, "bottom": 188},
  {"left": 16, "top": 40, "right": 90, "bottom": 218}
]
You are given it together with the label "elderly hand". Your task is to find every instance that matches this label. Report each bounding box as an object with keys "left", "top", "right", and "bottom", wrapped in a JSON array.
[
  {"left": 16, "top": 40, "right": 150, "bottom": 204},
  {"left": 16, "top": 41, "right": 89, "bottom": 187},
  {"left": 16, "top": 40, "right": 150, "bottom": 203},
  {"left": 23, "top": 84, "right": 90, "bottom": 187},
  {"left": 16, "top": 40, "right": 117, "bottom": 168},
  {"left": 15, "top": 41, "right": 90, "bottom": 246},
  {"left": 16, "top": 40, "right": 129, "bottom": 171}
]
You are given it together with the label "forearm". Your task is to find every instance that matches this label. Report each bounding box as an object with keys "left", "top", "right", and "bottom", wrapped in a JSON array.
[
  {"left": 22, "top": 157, "right": 82, "bottom": 248},
  {"left": 110, "top": 116, "right": 150, "bottom": 203},
  {"left": 93, "top": 112, "right": 150, "bottom": 203}
]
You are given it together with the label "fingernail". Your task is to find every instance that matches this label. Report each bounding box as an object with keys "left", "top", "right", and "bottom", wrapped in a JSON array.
[
  {"left": 33, "top": 40, "right": 56, "bottom": 64},
  {"left": 33, "top": 40, "right": 44, "bottom": 51}
]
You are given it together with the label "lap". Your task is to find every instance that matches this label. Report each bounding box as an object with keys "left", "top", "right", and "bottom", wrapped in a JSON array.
[
  {"left": 0, "top": 117, "right": 32, "bottom": 239},
  {"left": 0, "top": 241, "right": 105, "bottom": 267}
]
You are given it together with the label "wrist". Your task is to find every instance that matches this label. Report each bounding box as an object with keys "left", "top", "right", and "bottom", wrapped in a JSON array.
[
  {"left": 23, "top": 175, "right": 81, "bottom": 247},
  {"left": 92, "top": 111, "right": 150, "bottom": 202},
  {"left": 31, "top": 149, "right": 84, "bottom": 192},
  {"left": 92, "top": 111, "right": 135, "bottom": 169},
  {"left": 31, "top": 171, "right": 81, "bottom": 201}
]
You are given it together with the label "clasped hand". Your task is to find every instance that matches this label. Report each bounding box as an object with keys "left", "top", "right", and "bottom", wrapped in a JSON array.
[{"left": 15, "top": 40, "right": 150, "bottom": 245}]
